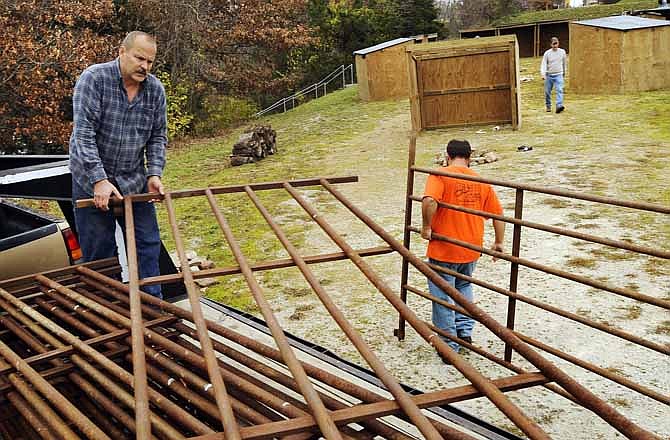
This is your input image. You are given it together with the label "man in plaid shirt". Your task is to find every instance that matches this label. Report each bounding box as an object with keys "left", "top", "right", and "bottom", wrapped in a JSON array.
[{"left": 69, "top": 31, "right": 167, "bottom": 298}]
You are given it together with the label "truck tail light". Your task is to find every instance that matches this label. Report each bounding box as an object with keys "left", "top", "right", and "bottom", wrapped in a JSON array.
[{"left": 62, "top": 227, "right": 83, "bottom": 261}]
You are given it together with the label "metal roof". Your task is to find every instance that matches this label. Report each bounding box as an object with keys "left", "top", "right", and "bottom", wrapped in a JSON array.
[
  {"left": 575, "top": 15, "right": 670, "bottom": 30},
  {"left": 353, "top": 37, "right": 413, "bottom": 56}
]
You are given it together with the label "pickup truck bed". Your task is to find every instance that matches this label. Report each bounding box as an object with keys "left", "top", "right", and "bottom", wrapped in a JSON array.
[{"left": 0, "top": 199, "right": 78, "bottom": 280}]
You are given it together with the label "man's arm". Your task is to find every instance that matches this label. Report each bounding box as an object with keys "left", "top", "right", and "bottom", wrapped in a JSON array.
[
  {"left": 421, "top": 197, "right": 438, "bottom": 240},
  {"left": 540, "top": 53, "right": 547, "bottom": 79},
  {"left": 71, "top": 71, "right": 122, "bottom": 211},
  {"left": 146, "top": 81, "right": 168, "bottom": 184},
  {"left": 491, "top": 219, "right": 505, "bottom": 261}
]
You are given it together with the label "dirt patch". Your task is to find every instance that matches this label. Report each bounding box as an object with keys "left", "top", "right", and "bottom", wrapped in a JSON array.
[{"left": 260, "top": 99, "right": 669, "bottom": 437}]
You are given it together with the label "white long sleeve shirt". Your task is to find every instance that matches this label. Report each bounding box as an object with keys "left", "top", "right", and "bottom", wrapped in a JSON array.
[{"left": 540, "top": 48, "right": 567, "bottom": 77}]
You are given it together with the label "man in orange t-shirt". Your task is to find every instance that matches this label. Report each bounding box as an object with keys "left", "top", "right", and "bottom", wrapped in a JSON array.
[{"left": 421, "top": 139, "right": 505, "bottom": 359}]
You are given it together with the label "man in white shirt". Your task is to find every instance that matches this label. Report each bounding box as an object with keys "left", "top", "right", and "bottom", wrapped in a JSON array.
[{"left": 540, "top": 36, "right": 567, "bottom": 113}]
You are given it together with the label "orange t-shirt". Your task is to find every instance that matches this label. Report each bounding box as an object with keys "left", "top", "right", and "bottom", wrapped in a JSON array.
[{"left": 423, "top": 166, "right": 502, "bottom": 263}]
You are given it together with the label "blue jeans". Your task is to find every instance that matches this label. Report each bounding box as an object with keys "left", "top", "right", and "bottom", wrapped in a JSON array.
[
  {"left": 545, "top": 74, "right": 564, "bottom": 109},
  {"left": 427, "top": 259, "right": 477, "bottom": 351},
  {"left": 72, "top": 179, "right": 162, "bottom": 298}
]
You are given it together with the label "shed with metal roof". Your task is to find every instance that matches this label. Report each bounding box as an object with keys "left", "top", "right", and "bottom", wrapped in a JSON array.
[
  {"left": 354, "top": 35, "right": 436, "bottom": 101},
  {"left": 569, "top": 15, "right": 670, "bottom": 93}
]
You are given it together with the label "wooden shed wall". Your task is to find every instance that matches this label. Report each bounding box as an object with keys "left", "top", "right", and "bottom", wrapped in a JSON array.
[
  {"left": 569, "top": 24, "right": 623, "bottom": 94},
  {"left": 621, "top": 26, "right": 670, "bottom": 92},
  {"left": 407, "top": 36, "right": 521, "bottom": 131},
  {"left": 570, "top": 23, "right": 670, "bottom": 93},
  {"left": 355, "top": 55, "right": 370, "bottom": 101},
  {"left": 357, "top": 42, "right": 413, "bottom": 101}
]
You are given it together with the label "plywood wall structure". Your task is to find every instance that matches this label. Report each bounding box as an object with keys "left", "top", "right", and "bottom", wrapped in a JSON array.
[
  {"left": 407, "top": 35, "right": 521, "bottom": 131},
  {"left": 570, "top": 16, "right": 670, "bottom": 94},
  {"left": 354, "top": 35, "right": 437, "bottom": 101}
]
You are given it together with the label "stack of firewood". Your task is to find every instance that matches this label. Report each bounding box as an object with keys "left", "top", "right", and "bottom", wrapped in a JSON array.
[{"left": 230, "top": 125, "right": 277, "bottom": 166}]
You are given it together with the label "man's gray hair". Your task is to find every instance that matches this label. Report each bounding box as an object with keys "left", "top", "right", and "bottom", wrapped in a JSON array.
[{"left": 121, "top": 31, "right": 156, "bottom": 49}]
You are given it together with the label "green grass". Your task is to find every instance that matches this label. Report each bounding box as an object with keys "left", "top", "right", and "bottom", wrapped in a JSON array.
[
  {"left": 158, "top": 86, "right": 407, "bottom": 310},
  {"left": 493, "top": 0, "right": 658, "bottom": 27}
]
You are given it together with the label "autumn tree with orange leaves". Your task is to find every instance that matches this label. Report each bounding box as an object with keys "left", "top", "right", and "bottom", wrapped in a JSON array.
[
  {"left": 0, "top": 1, "right": 119, "bottom": 152},
  {"left": 1, "top": 0, "right": 317, "bottom": 151}
]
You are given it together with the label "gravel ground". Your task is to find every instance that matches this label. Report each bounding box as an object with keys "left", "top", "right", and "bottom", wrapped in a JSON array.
[{"left": 240, "top": 109, "right": 670, "bottom": 439}]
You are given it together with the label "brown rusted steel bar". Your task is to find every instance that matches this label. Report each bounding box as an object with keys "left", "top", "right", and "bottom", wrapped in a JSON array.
[
  {"left": 290, "top": 181, "right": 551, "bottom": 440},
  {"left": 139, "top": 246, "right": 393, "bottom": 286},
  {"left": 171, "top": 322, "right": 417, "bottom": 440},
  {"left": 421, "top": 261, "right": 670, "bottom": 356},
  {"left": 412, "top": 166, "right": 670, "bottom": 214},
  {"left": 408, "top": 194, "right": 670, "bottom": 260},
  {"left": 171, "top": 336, "right": 375, "bottom": 440},
  {"left": 408, "top": 225, "right": 670, "bottom": 311},
  {"left": 241, "top": 185, "right": 445, "bottom": 440},
  {"left": 512, "top": 331, "right": 670, "bottom": 406},
  {"left": 77, "top": 262, "right": 420, "bottom": 438},
  {"left": 323, "top": 178, "right": 662, "bottom": 440},
  {"left": 140, "top": 346, "right": 281, "bottom": 428},
  {"left": 0, "top": 339, "right": 110, "bottom": 439},
  {"left": 70, "top": 355, "right": 186, "bottom": 440},
  {"left": 68, "top": 373, "right": 141, "bottom": 440},
  {"left": 123, "top": 197, "right": 152, "bottom": 440},
  {"left": 77, "top": 269, "right": 488, "bottom": 440},
  {"left": 74, "top": 392, "right": 132, "bottom": 440},
  {"left": 397, "top": 134, "right": 418, "bottom": 340},
  {"left": 70, "top": 280, "right": 317, "bottom": 431},
  {"left": 172, "top": 325, "right": 417, "bottom": 440},
  {"left": 5, "top": 372, "right": 80, "bottom": 440},
  {"left": 0, "top": 257, "right": 118, "bottom": 291},
  {"left": 0, "top": 288, "right": 188, "bottom": 439},
  {"left": 76, "top": 176, "right": 359, "bottom": 208},
  {"left": 424, "top": 322, "right": 578, "bottom": 403},
  {"left": 1, "top": 282, "right": 212, "bottom": 437},
  {"left": 134, "top": 355, "right": 224, "bottom": 429},
  {"left": 504, "top": 188, "right": 524, "bottom": 362},
  {"left": 6, "top": 391, "right": 58, "bottom": 440},
  {"left": 204, "top": 187, "right": 344, "bottom": 440},
  {"left": 73, "top": 274, "right": 425, "bottom": 440},
  {"left": 163, "top": 192, "right": 243, "bottom": 440},
  {"left": 191, "top": 373, "right": 550, "bottom": 440}
]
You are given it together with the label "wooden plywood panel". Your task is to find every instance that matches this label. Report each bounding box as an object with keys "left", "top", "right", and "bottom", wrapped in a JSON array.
[
  {"left": 355, "top": 55, "right": 370, "bottom": 101},
  {"left": 420, "top": 51, "right": 510, "bottom": 92},
  {"left": 407, "top": 35, "right": 519, "bottom": 130},
  {"left": 621, "top": 26, "right": 670, "bottom": 92},
  {"left": 569, "top": 24, "right": 623, "bottom": 94},
  {"left": 422, "top": 90, "right": 512, "bottom": 128},
  {"left": 366, "top": 42, "right": 413, "bottom": 100}
]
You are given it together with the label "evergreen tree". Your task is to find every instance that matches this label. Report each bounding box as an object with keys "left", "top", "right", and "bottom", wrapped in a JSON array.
[{"left": 395, "top": 0, "right": 443, "bottom": 37}]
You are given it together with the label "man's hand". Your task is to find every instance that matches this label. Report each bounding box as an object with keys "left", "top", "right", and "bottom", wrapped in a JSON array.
[
  {"left": 421, "top": 225, "right": 432, "bottom": 241},
  {"left": 147, "top": 176, "right": 165, "bottom": 202},
  {"left": 93, "top": 179, "right": 122, "bottom": 211},
  {"left": 491, "top": 242, "right": 504, "bottom": 262}
]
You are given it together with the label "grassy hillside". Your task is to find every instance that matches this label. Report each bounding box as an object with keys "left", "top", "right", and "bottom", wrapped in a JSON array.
[
  {"left": 160, "top": 56, "right": 670, "bottom": 310},
  {"left": 493, "top": 0, "right": 658, "bottom": 26}
]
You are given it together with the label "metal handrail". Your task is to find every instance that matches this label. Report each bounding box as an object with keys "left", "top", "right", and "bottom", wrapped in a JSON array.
[{"left": 255, "top": 64, "right": 355, "bottom": 117}]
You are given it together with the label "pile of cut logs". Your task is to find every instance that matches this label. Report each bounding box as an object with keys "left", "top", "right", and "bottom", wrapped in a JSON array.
[{"left": 230, "top": 125, "right": 277, "bottom": 166}]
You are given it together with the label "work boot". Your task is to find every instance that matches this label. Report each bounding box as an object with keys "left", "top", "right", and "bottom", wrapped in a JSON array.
[
  {"left": 556, "top": 105, "right": 565, "bottom": 114},
  {"left": 546, "top": 106, "right": 551, "bottom": 112}
]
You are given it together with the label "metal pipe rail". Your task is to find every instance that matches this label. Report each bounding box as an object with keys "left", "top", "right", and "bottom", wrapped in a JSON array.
[
  {"left": 254, "top": 64, "right": 355, "bottom": 117},
  {"left": 2, "top": 171, "right": 666, "bottom": 439}
]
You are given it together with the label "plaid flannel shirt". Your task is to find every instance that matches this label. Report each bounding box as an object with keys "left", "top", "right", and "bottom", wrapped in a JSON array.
[{"left": 69, "top": 58, "right": 167, "bottom": 196}]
